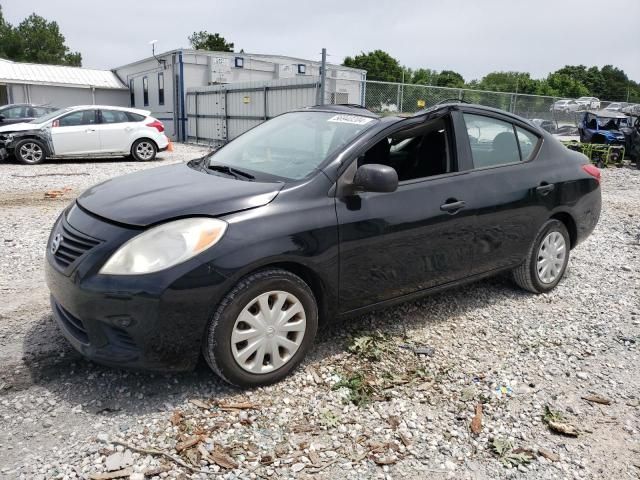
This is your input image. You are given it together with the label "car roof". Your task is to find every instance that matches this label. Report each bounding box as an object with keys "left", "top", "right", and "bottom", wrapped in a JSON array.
[
  {"left": 59, "top": 105, "right": 151, "bottom": 116},
  {"left": 586, "top": 109, "right": 627, "bottom": 119},
  {"left": 305, "top": 104, "right": 380, "bottom": 118}
]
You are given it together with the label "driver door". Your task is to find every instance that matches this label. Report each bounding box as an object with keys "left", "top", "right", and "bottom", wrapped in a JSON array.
[
  {"left": 50, "top": 109, "right": 101, "bottom": 156},
  {"left": 336, "top": 114, "right": 477, "bottom": 312}
]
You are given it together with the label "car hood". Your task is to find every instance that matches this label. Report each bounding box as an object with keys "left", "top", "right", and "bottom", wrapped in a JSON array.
[
  {"left": 76, "top": 162, "right": 284, "bottom": 227},
  {"left": 0, "top": 122, "right": 43, "bottom": 133}
]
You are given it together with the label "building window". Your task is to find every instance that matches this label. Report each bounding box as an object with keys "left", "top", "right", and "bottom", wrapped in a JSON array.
[
  {"left": 142, "top": 77, "right": 149, "bottom": 106},
  {"left": 297, "top": 64, "right": 306, "bottom": 74},
  {"left": 234, "top": 57, "right": 244, "bottom": 68},
  {"left": 129, "top": 79, "right": 135, "bottom": 107},
  {"left": 158, "top": 72, "right": 165, "bottom": 105}
]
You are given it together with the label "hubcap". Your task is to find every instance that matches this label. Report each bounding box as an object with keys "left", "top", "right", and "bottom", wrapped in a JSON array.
[
  {"left": 20, "top": 143, "right": 43, "bottom": 163},
  {"left": 231, "top": 290, "right": 306, "bottom": 374},
  {"left": 136, "top": 142, "right": 154, "bottom": 160},
  {"left": 536, "top": 231, "right": 566, "bottom": 284}
]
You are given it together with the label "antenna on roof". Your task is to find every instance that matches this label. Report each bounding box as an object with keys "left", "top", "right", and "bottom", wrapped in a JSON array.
[{"left": 149, "top": 40, "right": 166, "bottom": 68}]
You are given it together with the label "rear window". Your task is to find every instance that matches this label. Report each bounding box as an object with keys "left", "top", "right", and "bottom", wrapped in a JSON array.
[
  {"left": 126, "top": 112, "right": 145, "bottom": 122},
  {"left": 101, "top": 110, "right": 130, "bottom": 124}
]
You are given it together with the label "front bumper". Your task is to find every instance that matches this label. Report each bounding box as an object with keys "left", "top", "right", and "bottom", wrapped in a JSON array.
[{"left": 45, "top": 205, "right": 231, "bottom": 372}]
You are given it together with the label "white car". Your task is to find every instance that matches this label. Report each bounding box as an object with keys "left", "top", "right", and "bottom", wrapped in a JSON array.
[
  {"left": 550, "top": 99, "right": 580, "bottom": 113},
  {"left": 575, "top": 97, "right": 601, "bottom": 109},
  {"left": 0, "top": 105, "right": 170, "bottom": 165}
]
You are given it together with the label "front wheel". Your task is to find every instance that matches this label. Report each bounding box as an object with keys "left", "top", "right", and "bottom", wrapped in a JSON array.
[
  {"left": 203, "top": 269, "right": 318, "bottom": 387},
  {"left": 512, "top": 219, "right": 570, "bottom": 293},
  {"left": 14, "top": 139, "right": 47, "bottom": 165},
  {"left": 131, "top": 139, "right": 157, "bottom": 161}
]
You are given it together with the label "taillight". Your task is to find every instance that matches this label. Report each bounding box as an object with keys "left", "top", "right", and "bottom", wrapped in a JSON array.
[
  {"left": 146, "top": 120, "right": 164, "bottom": 133},
  {"left": 582, "top": 164, "right": 601, "bottom": 184}
]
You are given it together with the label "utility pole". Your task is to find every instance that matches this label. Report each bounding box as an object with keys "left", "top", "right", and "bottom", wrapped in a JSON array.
[{"left": 320, "top": 48, "right": 327, "bottom": 106}]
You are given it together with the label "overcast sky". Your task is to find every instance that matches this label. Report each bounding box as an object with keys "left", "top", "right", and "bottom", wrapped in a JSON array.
[{"left": 4, "top": 0, "right": 640, "bottom": 82}]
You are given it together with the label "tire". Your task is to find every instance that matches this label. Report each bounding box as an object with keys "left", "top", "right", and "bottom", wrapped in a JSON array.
[
  {"left": 512, "top": 219, "right": 570, "bottom": 294},
  {"left": 131, "top": 139, "right": 157, "bottom": 161},
  {"left": 203, "top": 269, "right": 318, "bottom": 387},
  {"left": 14, "top": 139, "right": 47, "bottom": 165}
]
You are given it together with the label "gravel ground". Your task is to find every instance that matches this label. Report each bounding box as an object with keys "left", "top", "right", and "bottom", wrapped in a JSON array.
[{"left": 0, "top": 147, "right": 639, "bottom": 480}]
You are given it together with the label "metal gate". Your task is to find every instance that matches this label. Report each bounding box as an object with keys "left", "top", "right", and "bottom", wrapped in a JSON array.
[{"left": 186, "top": 77, "right": 320, "bottom": 145}]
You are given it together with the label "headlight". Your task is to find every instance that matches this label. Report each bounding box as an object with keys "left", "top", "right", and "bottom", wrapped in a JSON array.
[{"left": 100, "top": 217, "right": 227, "bottom": 275}]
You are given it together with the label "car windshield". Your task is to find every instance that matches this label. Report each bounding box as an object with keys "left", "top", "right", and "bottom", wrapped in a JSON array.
[
  {"left": 206, "top": 111, "right": 377, "bottom": 180},
  {"left": 29, "top": 107, "right": 73, "bottom": 124},
  {"left": 594, "top": 116, "right": 621, "bottom": 129}
]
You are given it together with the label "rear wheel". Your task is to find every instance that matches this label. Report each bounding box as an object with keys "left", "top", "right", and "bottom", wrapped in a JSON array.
[
  {"left": 203, "top": 269, "right": 318, "bottom": 387},
  {"left": 14, "top": 139, "right": 46, "bottom": 165},
  {"left": 131, "top": 139, "right": 157, "bottom": 161},
  {"left": 513, "top": 219, "right": 570, "bottom": 293}
]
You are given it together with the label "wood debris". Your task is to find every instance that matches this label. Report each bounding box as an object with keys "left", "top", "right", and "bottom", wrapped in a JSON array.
[
  {"left": 538, "top": 447, "right": 560, "bottom": 462},
  {"left": 581, "top": 394, "right": 612, "bottom": 405},
  {"left": 89, "top": 468, "right": 132, "bottom": 480},
  {"left": 470, "top": 403, "right": 483, "bottom": 434},
  {"left": 175, "top": 436, "right": 202, "bottom": 453}
]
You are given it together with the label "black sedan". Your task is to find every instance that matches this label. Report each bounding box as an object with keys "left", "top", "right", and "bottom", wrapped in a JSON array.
[{"left": 45, "top": 104, "right": 601, "bottom": 387}]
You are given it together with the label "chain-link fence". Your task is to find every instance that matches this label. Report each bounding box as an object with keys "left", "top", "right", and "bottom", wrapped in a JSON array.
[{"left": 337, "top": 79, "right": 597, "bottom": 128}]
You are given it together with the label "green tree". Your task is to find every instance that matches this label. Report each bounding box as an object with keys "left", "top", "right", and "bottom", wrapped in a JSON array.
[
  {"left": 343, "top": 50, "right": 403, "bottom": 82},
  {"left": 477, "top": 71, "right": 539, "bottom": 94},
  {"left": 409, "top": 68, "right": 439, "bottom": 85},
  {"left": 546, "top": 72, "right": 589, "bottom": 98},
  {"left": 0, "top": 9, "right": 81, "bottom": 66},
  {"left": 436, "top": 70, "right": 465, "bottom": 88},
  {"left": 188, "top": 31, "right": 234, "bottom": 52}
]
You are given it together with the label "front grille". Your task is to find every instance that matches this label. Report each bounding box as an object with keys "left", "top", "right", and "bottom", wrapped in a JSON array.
[
  {"left": 52, "top": 220, "right": 101, "bottom": 270},
  {"left": 54, "top": 301, "right": 89, "bottom": 344}
]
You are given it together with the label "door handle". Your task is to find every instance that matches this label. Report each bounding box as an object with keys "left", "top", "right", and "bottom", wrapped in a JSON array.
[
  {"left": 440, "top": 200, "right": 466, "bottom": 213},
  {"left": 536, "top": 183, "right": 555, "bottom": 195},
  {"left": 124, "top": 127, "right": 133, "bottom": 132},
  {"left": 85, "top": 128, "right": 95, "bottom": 133}
]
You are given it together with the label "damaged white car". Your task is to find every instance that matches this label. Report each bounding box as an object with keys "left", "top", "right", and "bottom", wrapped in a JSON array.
[{"left": 0, "top": 105, "right": 170, "bottom": 164}]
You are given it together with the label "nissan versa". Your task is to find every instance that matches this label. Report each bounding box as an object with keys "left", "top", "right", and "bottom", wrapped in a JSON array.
[{"left": 45, "top": 104, "right": 601, "bottom": 387}]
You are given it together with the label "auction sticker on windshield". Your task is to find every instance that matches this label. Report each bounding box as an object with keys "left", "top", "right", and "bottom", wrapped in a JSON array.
[{"left": 327, "top": 114, "right": 374, "bottom": 125}]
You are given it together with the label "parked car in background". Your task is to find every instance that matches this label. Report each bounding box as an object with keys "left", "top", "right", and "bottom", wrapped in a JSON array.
[
  {"left": 0, "top": 105, "right": 169, "bottom": 164},
  {"left": 550, "top": 99, "right": 580, "bottom": 113},
  {"left": 604, "top": 102, "right": 627, "bottom": 112},
  {"left": 622, "top": 104, "right": 640, "bottom": 115},
  {"left": 0, "top": 103, "right": 57, "bottom": 126},
  {"left": 531, "top": 118, "right": 556, "bottom": 133},
  {"left": 576, "top": 97, "right": 601, "bottom": 109},
  {"left": 45, "top": 104, "right": 601, "bottom": 387}
]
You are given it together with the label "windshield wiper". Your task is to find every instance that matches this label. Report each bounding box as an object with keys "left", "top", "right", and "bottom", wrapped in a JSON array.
[{"left": 207, "top": 164, "right": 255, "bottom": 180}]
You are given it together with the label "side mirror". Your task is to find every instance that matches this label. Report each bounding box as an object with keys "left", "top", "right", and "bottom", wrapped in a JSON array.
[
  {"left": 353, "top": 164, "right": 398, "bottom": 193},
  {"left": 0, "top": 114, "right": 5, "bottom": 121}
]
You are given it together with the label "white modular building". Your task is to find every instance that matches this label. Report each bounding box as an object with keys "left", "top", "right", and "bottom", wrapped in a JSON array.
[{"left": 114, "top": 49, "right": 366, "bottom": 140}]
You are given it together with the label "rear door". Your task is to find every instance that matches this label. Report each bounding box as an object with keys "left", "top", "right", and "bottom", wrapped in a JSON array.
[
  {"left": 336, "top": 113, "right": 477, "bottom": 312},
  {"left": 458, "top": 110, "right": 548, "bottom": 275},
  {"left": 97, "top": 109, "right": 136, "bottom": 153},
  {"left": 50, "top": 109, "right": 101, "bottom": 155}
]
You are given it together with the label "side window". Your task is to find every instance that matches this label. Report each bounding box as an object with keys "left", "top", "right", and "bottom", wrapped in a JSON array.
[
  {"left": 101, "top": 110, "right": 129, "bottom": 124},
  {"left": 358, "top": 117, "right": 453, "bottom": 181},
  {"left": 158, "top": 72, "right": 165, "bottom": 105},
  {"left": 516, "top": 127, "right": 539, "bottom": 161},
  {"left": 3, "top": 106, "right": 26, "bottom": 118},
  {"left": 143, "top": 76, "right": 149, "bottom": 106},
  {"left": 463, "top": 114, "right": 520, "bottom": 168},
  {"left": 126, "top": 112, "right": 145, "bottom": 122},
  {"left": 57, "top": 110, "right": 97, "bottom": 127},
  {"left": 129, "top": 79, "right": 135, "bottom": 107},
  {"left": 32, "top": 107, "right": 51, "bottom": 117}
]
